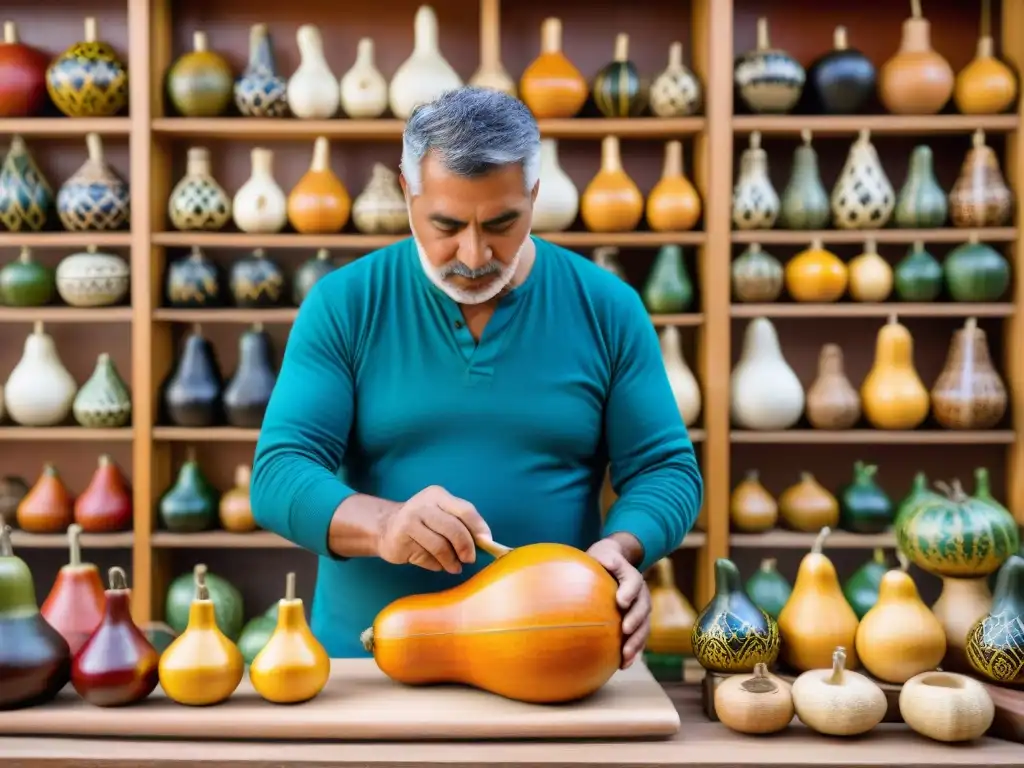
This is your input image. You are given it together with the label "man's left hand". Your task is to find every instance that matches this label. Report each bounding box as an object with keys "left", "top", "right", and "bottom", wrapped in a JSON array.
[{"left": 587, "top": 537, "right": 650, "bottom": 670}]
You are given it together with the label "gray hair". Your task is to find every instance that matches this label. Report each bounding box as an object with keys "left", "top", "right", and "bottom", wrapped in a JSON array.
[{"left": 400, "top": 87, "right": 541, "bottom": 196}]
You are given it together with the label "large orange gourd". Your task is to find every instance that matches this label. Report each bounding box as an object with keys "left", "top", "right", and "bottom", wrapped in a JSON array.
[{"left": 362, "top": 538, "right": 622, "bottom": 704}]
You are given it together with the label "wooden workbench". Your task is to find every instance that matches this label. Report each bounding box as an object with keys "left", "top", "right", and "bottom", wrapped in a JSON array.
[{"left": 0, "top": 686, "right": 1019, "bottom": 768}]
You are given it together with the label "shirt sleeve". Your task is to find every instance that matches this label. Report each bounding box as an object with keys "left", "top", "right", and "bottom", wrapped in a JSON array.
[
  {"left": 600, "top": 288, "right": 704, "bottom": 573},
  {"left": 250, "top": 280, "right": 358, "bottom": 558}
]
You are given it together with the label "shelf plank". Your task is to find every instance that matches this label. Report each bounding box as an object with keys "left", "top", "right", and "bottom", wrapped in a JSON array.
[
  {"left": 0, "top": 307, "right": 133, "bottom": 323},
  {"left": 0, "top": 427, "right": 133, "bottom": 441},
  {"left": 151, "top": 117, "right": 706, "bottom": 140},
  {"left": 732, "top": 228, "right": 1018, "bottom": 245},
  {"left": 731, "top": 430, "right": 1016, "bottom": 444},
  {"left": 153, "top": 427, "right": 260, "bottom": 442},
  {"left": 686, "top": 429, "right": 706, "bottom": 442},
  {"left": 152, "top": 231, "right": 705, "bottom": 249},
  {"left": 679, "top": 532, "right": 706, "bottom": 549},
  {"left": 732, "top": 114, "right": 1019, "bottom": 135},
  {"left": 730, "top": 530, "right": 896, "bottom": 549},
  {"left": 0, "top": 233, "right": 133, "bottom": 248},
  {"left": 10, "top": 531, "right": 134, "bottom": 549},
  {"left": 730, "top": 303, "right": 1015, "bottom": 318},
  {"left": 0, "top": 118, "right": 133, "bottom": 137}
]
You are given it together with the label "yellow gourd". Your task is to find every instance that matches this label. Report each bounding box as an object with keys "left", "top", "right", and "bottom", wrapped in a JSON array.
[
  {"left": 953, "top": 1, "right": 1018, "bottom": 116},
  {"left": 250, "top": 572, "right": 330, "bottom": 704},
  {"left": 729, "top": 470, "right": 777, "bottom": 533},
  {"left": 791, "top": 646, "right": 886, "bottom": 736},
  {"left": 783, "top": 239, "right": 847, "bottom": 303},
  {"left": 777, "top": 527, "right": 860, "bottom": 672},
  {"left": 854, "top": 552, "right": 946, "bottom": 683},
  {"left": 713, "top": 662, "right": 794, "bottom": 735},
  {"left": 645, "top": 140, "right": 701, "bottom": 232},
  {"left": 646, "top": 557, "right": 697, "bottom": 655},
  {"left": 847, "top": 239, "right": 893, "bottom": 302},
  {"left": 580, "top": 136, "right": 643, "bottom": 233},
  {"left": 778, "top": 473, "right": 839, "bottom": 532},
  {"left": 158, "top": 564, "right": 244, "bottom": 706},
  {"left": 860, "top": 314, "right": 930, "bottom": 430}
]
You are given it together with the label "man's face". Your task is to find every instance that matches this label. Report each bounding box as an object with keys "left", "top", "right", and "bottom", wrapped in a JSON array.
[{"left": 402, "top": 152, "right": 538, "bottom": 304}]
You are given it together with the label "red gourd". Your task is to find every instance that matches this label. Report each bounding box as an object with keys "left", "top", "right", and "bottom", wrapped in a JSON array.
[
  {"left": 16, "top": 463, "right": 73, "bottom": 534},
  {"left": 72, "top": 566, "right": 159, "bottom": 706},
  {"left": 40, "top": 524, "right": 106, "bottom": 655},
  {"left": 0, "top": 21, "right": 49, "bottom": 118},
  {"left": 74, "top": 454, "right": 132, "bottom": 533}
]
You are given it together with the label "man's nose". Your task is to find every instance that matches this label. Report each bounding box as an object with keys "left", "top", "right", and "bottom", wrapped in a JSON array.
[{"left": 458, "top": 228, "right": 490, "bottom": 269}]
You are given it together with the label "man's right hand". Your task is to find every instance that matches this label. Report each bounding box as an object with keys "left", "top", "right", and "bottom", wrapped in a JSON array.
[{"left": 376, "top": 486, "right": 492, "bottom": 574}]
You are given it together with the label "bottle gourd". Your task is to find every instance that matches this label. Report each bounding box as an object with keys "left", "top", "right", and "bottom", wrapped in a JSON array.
[
  {"left": 645, "top": 557, "right": 697, "bottom": 656},
  {"left": 860, "top": 315, "right": 930, "bottom": 430}
]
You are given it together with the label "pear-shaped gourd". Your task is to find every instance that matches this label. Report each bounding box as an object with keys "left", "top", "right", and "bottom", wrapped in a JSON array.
[
  {"left": 860, "top": 315, "right": 929, "bottom": 430},
  {"left": 948, "top": 130, "right": 1013, "bottom": 228},
  {"left": 162, "top": 324, "right": 223, "bottom": 428},
  {"left": 219, "top": 465, "right": 256, "bottom": 533},
  {"left": 964, "top": 554, "right": 1024, "bottom": 685},
  {"left": 649, "top": 42, "right": 702, "bottom": 117},
  {"left": 855, "top": 552, "right": 946, "bottom": 683},
  {"left": 166, "top": 31, "right": 234, "bottom": 118},
  {"left": 74, "top": 454, "right": 132, "bottom": 533},
  {"left": 791, "top": 647, "right": 886, "bottom": 736},
  {"left": 806, "top": 344, "right": 860, "bottom": 430},
  {"left": 744, "top": 558, "right": 792, "bottom": 620},
  {"left": 778, "top": 527, "right": 860, "bottom": 672},
  {"left": 468, "top": 0, "right": 515, "bottom": 96},
  {"left": 730, "top": 317, "right": 804, "bottom": 430},
  {"left": 659, "top": 326, "right": 701, "bottom": 428},
  {"left": 286, "top": 25, "right": 339, "bottom": 119},
  {"left": 779, "top": 130, "right": 829, "bottom": 230},
  {"left": 847, "top": 239, "right": 893, "bottom": 303},
  {"left": 159, "top": 450, "right": 217, "bottom": 533},
  {"left": 878, "top": 0, "right": 954, "bottom": 115},
  {"left": 646, "top": 557, "right": 697, "bottom": 656},
  {"left": 731, "top": 244, "right": 783, "bottom": 303},
  {"left": 591, "top": 34, "right": 645, "bottom": 118},
  {"left": 351, "top": 164, "right": 409, "bottom": 235},
  {"left": 388, "top": 6, "right": 463, "bottom": 120},
  {"left": 642, "top": 245, "right": 692, "bottom": 313},
  {"left": 287, "top": 137, "right": 351, "bottom": 235},
  {"left": 223, "top": 323, "right": 277, "bottom": 429},
  {"left": 158, "top": 565, "right": 244, "bottom": 706},
  {"left": 531, "top": 139, "right": 578, "bottom": 233},
  {"left": 894, "top": 240, "right": 943, "bottom": 301},
  {"left": 730, "top": 470, "right": 777, "bottom": 533},
  {"left": 731, "top": 132, "right": 779, "bottom": 230},
  {"left": 930, "top": 317, "right": 1007, "bottom": 430},
  {"left": 0, "top": 135, "right": 53, "bottom": 232},
  {"left": 954, "top": 2, "right": 1018, "bottom": 116},
  {"left": 339, "top": 38, "right": 388, "bottom": 119},
  {"left": 580, "top": 136, "right": 643, "bottom": 233},
  {"left": 73, "top": 352, "right": 131, "bottom": 428},
  {"left": 232, "top": 148, "right": 287, "bottom": 234},
  {"left": 779, "top": 473, "right": 839, "bottom": 532},
  {"left": 518, "top": 18, "right": 587, "bottom": 119},
  {"left": 895, "top": 145, "right": 947, "bottom": 228},
  {"left": 4, "top": 321, "right": 77, "bottom": 427},
  {"left": 16, "top": 464, "right": 73, "bottom": 534},
  {"left": 645, "top": 141, "right": 701, "bottom": 232},
  {"left": 830, "top": 129, "right": 894, "bottom": 230}
]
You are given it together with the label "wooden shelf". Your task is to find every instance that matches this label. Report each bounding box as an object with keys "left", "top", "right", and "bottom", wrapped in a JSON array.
[
  {"left": 731, "top": 303, "right": 1015, "bottom": 318},
  {"left": 732, "top": 114, "right": 1020, "bottom": 135},
  {"left": 730, "top": 430, "right": 1016, "bottom": 444},
  {"left": 151, "top": 117, "right": 706, "bottom": 140},
  {"left": 152, "top": 531, "right": 292, "bottom": 548},
  {"left": 0, "top": 307, "right": 133, "bottom": 323},
  {"left": 153, "top": 427, "right": 260, "bottom": 442},
  {"left": 730, "top": 530, "right": 896, "bottom": 549},
  {"left": 678, "top": 532, "right": 706, "bottom": 549},
  {"left": 10, "top": 531, "right": 134, "bottom": 549},
  {"left": 732, "top": 228, "right": 1018, "bottom": 245},
  {"left": 0, "top": 427, "right": 133, "bottom": 442},
  {"left": 0, "top": 118, "right": 132, "bottom": 137},
  {"left": 0, "top": 233, "right": 132, "bottom": 248}
]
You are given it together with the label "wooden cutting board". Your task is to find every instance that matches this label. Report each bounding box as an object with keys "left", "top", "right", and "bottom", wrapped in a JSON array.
[{"left": 0, "top": 659, "right": 681, "bottom": 741}]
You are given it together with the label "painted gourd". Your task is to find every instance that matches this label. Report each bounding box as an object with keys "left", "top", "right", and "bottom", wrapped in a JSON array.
[
  {"left": 166, "top": 31, "right": 234, "bottom": 117},
  {"left": 351, "top": 163, "right": 410, "bottom": 235},
  {"left": 784, "top": 239, "right": 847, "bottom": 303},
  {"left": 965, "top": 554, "right": 1024, "bottom": 685},
  {"left": 233, "top": 24, "right": 289, "bottom": 118},
  {"left": 164, "top": 566, "right": 244, "bottom": 641},
  {"left": 878, "top": 0, "right": 954, "bottom": 115},
  {"left": 953, "top": 5, "right": 1018, "bottom": 116},
  {"left": 16, "top": 464, "right": 73, "bottom": 534},
  {"left": 894, "top": 241, "right": 943, "bottom": 301},
  {"left": 842, "top": 549, "right": 888, "bottom": 619},
  {"left": 733, "top": 17, "right": 805, "bottom": 114},
  {"left": 73, "top": 353, "right": 132, "bottom": 429},
  {"left": 0, "top": 247, "right": 54, "bottom": 306},
  {"left": 731, "top": 244, "right": 783, "bottom": 303},
  {"left": 518, "top": 18, "right": 588, "bottom": 120},
  {"left": 731, "top": 132, "right": 779, "bottom": 230},
  {"left": 894, "top": 145, "right": 948, "bottom": 228},
  {"left": 74, "top": 454, "right": 132, "bottom": 533},
  {"left": 838, "top": 461, "right": 894, "bottom": 534},
  {"left": 592, "top": 33, "right": 644, "bottom": 118},
  {"left": 948, "top": 129, "right": 1013, "bottom": 228},
  {"left": 943, "top": 234, "right": 1010, "bottom": 302},
  {"left": 894, "top": 471, "right": 937, "bottom": 528},
  {"left": 804, "top": 26, "right": 875, "bottom": 115},
  {"left": 830, "top": 129, "right": 895, "bottom": 230},
  {"left": 229, "top": 249, "right": 284, "bottom": 308},
  {"left": 692, "top": 558, "right": 780, "bottom": 673},
  {"left": 0, "top": 135, "right": 53, "bottom": 232},
  {"left": 645, "top": 141, "right": 701, "bottom": 232},
  {"left": 362, "top": 542, "right": 621, "bottom": 704},
  {"left": 930, "top": 317, "right": 1007, "bottom": 430},
  {"left": 779, "top": 130, "right": 829, "bottom": 230},
  {"left": 744, "top": 558, "right": 792, "bottom": 620},
  {"left": 579, "top": 136, "right": 643, "bottom": 233},
  {"left": 649, "top": 42, "right": 702, "bottom": 117},
  {"left": 0, "top": 21, "right": 49, "bottom": 118},
  {"left": 860, "top": 315, "right": 929, "bottom": 430},
  {"left": 46, "top": 17, "right": 128, "bottom": 118},
  {"left": 165, "top": 246, "right": 222, "bottom": 308},
  {"left": 56, "top": 133, "right": 131, "bottom": 232},
  {"left": 55, "top": 246, "right": 129, "bottom": 308},
  {"left": 897, "top": 479, "right": 1019, "bottom": 578},
  {"left": 167, "top": 147, "right": 232, "bottom": 232}
]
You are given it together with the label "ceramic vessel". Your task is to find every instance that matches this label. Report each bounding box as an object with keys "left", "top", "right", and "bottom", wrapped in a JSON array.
[
  {"left": 168, "top": 147, "right": 231, "bottom": 232},
  {"left": 732, "top": 132, "right": 779, "bottom": 230},
  {"left": 4, "top": 322, "right": 78, "bottom": 427},
  {"left": 55, "top": 246, "right": 129, "bottom": 308},
  {"left": 531, "top": 139, "right": 578, "bottom": 233},
  {"left": 72, "top": 353, "right": 131, "bottom": 428},
  {"left": 830, "top": 130, "right": 894, "bottom": 230},
  {"left": 0, "top": 135, "right": 52, "bottom": 232},
  {"left": 56, "top": 133, "right": 130, "bottom": 232},
  {"left": 734, "top": 17, "right": 805, "bottom": 114},
  {"left": 46, "top": 17, "right": 128, "bottom": 118},
  {"left": 232, "top": 148, "right": 287, "bottom": 234}
]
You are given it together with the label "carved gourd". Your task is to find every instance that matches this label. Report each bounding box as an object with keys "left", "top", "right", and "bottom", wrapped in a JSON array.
[
  {"left": 233, "top": 24, "right": 288, "bottom": 118},
  {"left": 954, "top": 1, "right": 1018, "bottom": 115},
  {"left": 518, "top": 18, "right": 587, "bottom": 120},
  {"left": 731, "top": 318, "right": 804, "bottom": 431},
  {"left": 860, "top": 315, "right": 930, "bottom": 430},
  {"left": 830, "top": 130, "right": 894, "bottom": 230},
  {"left": 660, "top": 326, "right": 701, "bottom": 427},
  {"left": 930, "top": 317, "right": 1007, "bottom": 430},
  {"left": 468, "top": 0, "right": 515, "bottom": 96},
  {"left": 731, "top": 244, "right": 783, "bottom": 303},
  {"left": 286, "top": 25, "right": 339, "bottom": 119},
  {"left": 649, "top": 42, "right": 701, "bottom": 117},
  {"left": 352, "top": 164, "right": 410, "bottom": 235},
  {"left": 732, "top": 132, "right": 779, "bottom": 230},
  {"left": 948, "top": 130, "right": 1013, "bottom": 228},
  {"left": 388, "top": 6, "right": 463, "bottom": 121},
  {"left": 580, "top": 136, "right": 643, "bottom": 233},
  {"left": 4, "top": 322, "right": 78, "bottom": 427},
  {"left": 167, "top": 147, "right": 231, "bottom": 232},
  {"left": 646, "top": 141, "right": 701, "bottom": 232},
  {"left": 780, "top": 130, "right": 829, "bottom": 231},
  {"left": 339, "top": 39, "right": 388, "bottom": 119},
  {"left": 806, "top": 344, "right": 861, "bottom": 430},
  {"left": 878, "top": 0, "right": 954, "bottom": 115},
  {"left": 734, "top": 17, "right": 805, "bottom": 114},
  {"left": 531, "top": 139, "right": 578, "bottom": 233},
  {"left": 287, "top": 137, "right": 351, "bottom": 235},
  {"left": 233, "top": 148, "right": 287, "bottom": 235},
  {"left": 895, "top": 145, "right": 947, "bottom": 228},
  {"left": 56, "top": 133, "right": 130, "bottom": 232},
  {"left": 592, "top": 34, "right": 644, "bottom": 118}
]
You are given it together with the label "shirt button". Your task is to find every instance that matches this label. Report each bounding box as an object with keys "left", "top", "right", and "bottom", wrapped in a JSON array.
[{"left": 454, "top": 320, "right": 464, "bottom": 329}]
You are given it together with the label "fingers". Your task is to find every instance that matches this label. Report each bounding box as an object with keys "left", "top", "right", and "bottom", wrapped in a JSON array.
[
  {"left": 622, "top": 615, "right": 650, "bottom": 669},
  {"left": 407, "top": 519, "right": 462, "bottom": 575},
  {"left": 432, "top": 489, "right": 492, "bottom": 538},
  {"left": 623, "top": 584, "right": 650, "bottom": 635},
  {"left": 616, "top": 568, "right": 645, "bottom": 611},
  {"left": 421, "top": 508, "right": 478, "bottom": 565},
  {"left": 408, "top": 549, "right": 444, "bottom": 572}
]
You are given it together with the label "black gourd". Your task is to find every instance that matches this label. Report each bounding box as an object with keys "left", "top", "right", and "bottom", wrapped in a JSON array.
[
  {"left": 292, "top": 249, "right": 336, "bottom": 305},
  {"left": 229, "top": 248, "right": 284, "bottom": 308},
  {"left": 223, "top": 323, "right": 276, "bottom": 429},
  {"left": 804, "top": 26, "right": 876, "bottom": 114},
  {"left": 165, "top": 246, "right": 223, "bottom": 308},
  {"left": 162, "top": 325, "right": 224, "bottom": 427},
  {"left": 838, "top": 461, "right": 894, "bottom": 534}
]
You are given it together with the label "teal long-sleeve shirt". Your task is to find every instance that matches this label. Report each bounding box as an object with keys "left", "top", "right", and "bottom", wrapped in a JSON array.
[{"left": 251, "top": 236, "right": 703, "bottom": 657}]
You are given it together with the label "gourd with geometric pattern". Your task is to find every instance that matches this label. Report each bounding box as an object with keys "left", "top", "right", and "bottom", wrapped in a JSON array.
[
  {"left": 351, "top": 163, "right": 411, "bottom": 235},
  {"left": 948, "top": 129, "right": 1013, "bottom": 228},
  {"left": 648, "top": 42, "right": 702, "bottom": 118},
  {"left": 165, "top": 246, "right": 223, "bottom": 308},
  {"left": 830, "top": 129, "right": 894, "bottom": 230},
  {"left": 167, "top": 147, "right": 231, "bottom": 232},
  {"left": 731, "top": 132, "right": 779, "bottom": 231},
  {"left": 0, "top": 135, "right": 53, "bottom": 232},
  {"left": 965, "top": 554, "right": 1024, "bottom": 685},
  {"left": 234, "top": 24, "right": 289, "bottom": 118},
  {"left": 733, "top": 17, "right": 805, "bottom": 114},
  {"left": 55, "top": 246, "right": 130, "bottom": 308},
  {"left": 72, "top": 353, "right": 132, "bottom": 429},
  {"left": 45, "top": 17, "right": 128, "bottom": 118},
  {"left": 592, "top": 33, "right": 645, "bottom": 118},
  {"left": 56, "top": 134, "right": 130, "bottom": 232}
]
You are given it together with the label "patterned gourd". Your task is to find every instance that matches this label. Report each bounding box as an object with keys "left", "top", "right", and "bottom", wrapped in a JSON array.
[
  {"left": 965, "top": 554, "right": 1024, "bottom": 685},
  {"left": 0, "top": 135, "right": 52, "bottom": 232},
  {"left": 731, "top": 244, "right": 784, "bottom": 303},
  {"left": 46, "top": 17, "right": 128, "bottom": 118},
  {"left": 896, "top": 478, "right": 1019, "bottom": 578},
  {"left": 691, "top": 558, "right": 780, "bottom": 673},
  {"left": 56, "top": 134, "right": 130, "bottom": 232},
  {"left": 233, "top": 24, "right": 289, "bottom": 118},
  {"left": 592, "top": 33, "right": 644, "bottom": 118}
]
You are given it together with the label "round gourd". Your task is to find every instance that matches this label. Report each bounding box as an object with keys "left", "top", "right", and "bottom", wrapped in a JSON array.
[
  {"left": 362, "top": 542, "right": 622, "bottom": 704},
  {"left": 731, "top": 244, "right": 783, "bottom": 303},
  {"left": 899, "top": 671, "right": 995, "bottom": 742},
  {"left": 714, "top": 662, "right": 794, "bottom": 735},
  {"left": 791, "top": 646, "right": 886, "bottom": 736},
  {"left": 164, "top": 568, "right": 244, "bottom": 641},
  {"left": 896, "top": 479, "right": 1019, "bottom": 578},
  {"left": 592, "top": 34, "right": 644, "bottom": 118},
  {"left": 783, "top": 239, "right": 847, "bottom": 302},
  {"left": 943, "top": 237, "right": 1010, "bottom": 302}
]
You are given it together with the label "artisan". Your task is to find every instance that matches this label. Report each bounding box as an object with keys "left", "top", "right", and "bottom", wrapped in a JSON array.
[{"left": 250, "top": 86, "right": 704, "bottom": 662}]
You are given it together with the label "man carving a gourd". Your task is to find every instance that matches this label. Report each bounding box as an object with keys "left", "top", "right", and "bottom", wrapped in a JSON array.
[{"left": 250, "top": 87, "right": 703, "bottom": 665}]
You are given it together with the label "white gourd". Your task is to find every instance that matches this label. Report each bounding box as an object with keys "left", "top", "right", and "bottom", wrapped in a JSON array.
[
  {"left": 4, "top": 321, "right": 78, "bottom": 427},
  {"left": 389, "top": 5, "right": 463, "bottom": 120},
  {"left": 660, "top": 326, "right": 702, "bottom": 427},
  {"left": 532, "top": 139, "right": 579, "bottom": 232},
  {"left": 286, "top": 25, "right": 340, "bottom": 119},
  {"left": 730, "top": 317, "right": 805, "bottom": 430},
  {"left": 339, "top": 38, "right": 388, "bottom": 119},
  {"left": 232, "top": 148, "right": 287, "bottom": 234}
]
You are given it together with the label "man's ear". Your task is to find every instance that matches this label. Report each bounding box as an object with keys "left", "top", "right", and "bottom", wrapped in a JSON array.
[
  {"left": 530, "top": 179, "right": 540, "bottom": 204},
  {"left": 399, "top": 173, "right": 408, "bottom": 194}
]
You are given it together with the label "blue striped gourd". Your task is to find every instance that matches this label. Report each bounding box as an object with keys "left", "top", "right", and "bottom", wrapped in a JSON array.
[{"left": 592, "top": 33, "right": 644, "bottom": 118}]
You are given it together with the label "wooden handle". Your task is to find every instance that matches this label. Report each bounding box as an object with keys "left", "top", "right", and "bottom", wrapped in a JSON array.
[{"left": 475, "top": 534, "right": 511, "bottom": 559}]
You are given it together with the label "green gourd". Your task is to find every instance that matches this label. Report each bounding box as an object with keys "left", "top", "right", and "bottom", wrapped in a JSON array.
[
  {"left": 691, "top": 558, "right": 780, "bottom": 673},
  {"left": 642, "top": 245, "right": 693, "bottom": 313},
  {"left": 237, "top": 615, "right": 276, "bottom": 665},
  {"left": 0, "top": 247, "right": 54, "bottom": 306},
  {"left": 158, "top": 451, "right": 218, "bottom": 533},
  {"left": 894, "top": 145, "right": 948, "bottom": 228},
  {"left": 292, "top": 248, "right": 337, "bottom": 305},
  {"left": 838, "top": 461, "right": 894, "bottom": 533},
  {"left": 894, "top": 471, "right": 938, "bottom": 528},
  {"left": 894, "top": 241, "right": 943, "bottom": 301},
  {"left": 0, "top": 136, "right": 53, "bottom": 232},
  {"left": 779, "top": 130, "right": 830, "bottom": 230},
  {"left": 842, "top": 548, "right": 888, "bottom": 619},
  {"left": 744, "top": 557, "right": 792, "bottom": 620},
  {"left": 943, "top": 234, "right": 1010, "bottom": 302},
  {"left": 731, "top": 243, "right": 784, "bottom": 302},
  {"left": 163, "top": 567, "right": 244, "bottom": 641},
  {"left": 965, "top": 554, "right": 1024, "bottom": 685},
  {"left": 975, "top": 468, "right": 1021, "bottom": 591}
]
